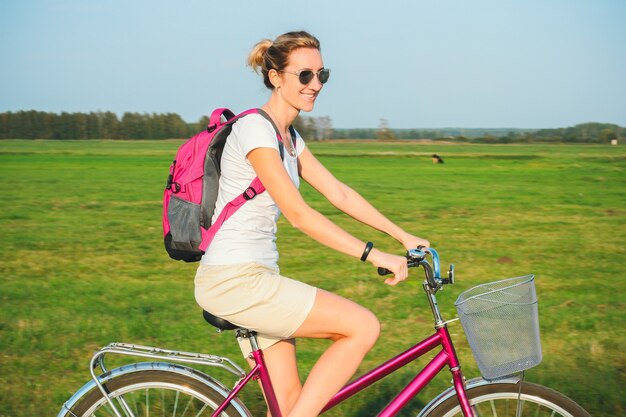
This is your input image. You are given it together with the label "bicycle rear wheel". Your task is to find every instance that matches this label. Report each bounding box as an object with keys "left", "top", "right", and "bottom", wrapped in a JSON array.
[
  {"left": 63, "top": 369, "right": 250, "bottom": 417},
  {"left": 421, "top": 381, "right": 590, "bottom": 417}
]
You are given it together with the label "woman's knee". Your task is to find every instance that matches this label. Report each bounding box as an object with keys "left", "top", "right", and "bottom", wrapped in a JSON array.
[
  {"left": 355, "top": 309, "right": 380, "bottom": 349},
  {"left": 293, "top": 290, "right": 379, "bottom": 346}
]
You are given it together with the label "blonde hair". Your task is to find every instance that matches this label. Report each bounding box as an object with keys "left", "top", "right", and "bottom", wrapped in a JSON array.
[{"left": 247, "top": 31, "right": 321, "bottom": 89}]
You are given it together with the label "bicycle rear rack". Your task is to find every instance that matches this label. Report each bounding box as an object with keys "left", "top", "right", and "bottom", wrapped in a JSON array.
[
  {"left": 84, "top": 342, "right": 247, "bottom": 417},
  {"left": 92, "top": 342, "right": 246, "bottom": 377}
]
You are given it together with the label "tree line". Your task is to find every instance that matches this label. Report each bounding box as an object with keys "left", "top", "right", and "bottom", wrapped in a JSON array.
[
  {"left": 337, "top": 121, "right": 623, "bottom": 144},
  {"left": 0, "top": 110, "right": 335, "bottom": 140},
  {"left": 0, "top": 110, "right": 622, "bottom": 143},
  {"left": 0, "top": 110, "right": 192, "bottom": 140}
]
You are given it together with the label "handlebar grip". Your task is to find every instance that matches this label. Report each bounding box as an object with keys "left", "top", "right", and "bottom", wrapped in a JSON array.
[{"left": 377, "top": 267, "right": 392, "bottom": 276}]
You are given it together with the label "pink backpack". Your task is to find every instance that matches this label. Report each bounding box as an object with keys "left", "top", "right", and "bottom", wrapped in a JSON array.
[{"left": 163, "top": 108, "right": 293, "bottom": 262}]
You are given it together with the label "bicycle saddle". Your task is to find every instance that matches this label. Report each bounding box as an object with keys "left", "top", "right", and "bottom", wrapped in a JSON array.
[{"left": 202, "top": 310, "right": 240, "bottom": 331}]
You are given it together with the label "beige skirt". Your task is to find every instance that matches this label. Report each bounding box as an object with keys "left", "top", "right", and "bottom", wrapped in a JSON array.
[{"left": 194, "top": 262, "right": 317, "bottom": 357}]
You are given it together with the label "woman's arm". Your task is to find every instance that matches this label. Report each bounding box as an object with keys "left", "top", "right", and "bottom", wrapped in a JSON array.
[
  {"left": 247, "top": 147, "right": 409, "bottom": 284},
  {"left": 297, "top": 147, "right": 430, "bottom": 250}
]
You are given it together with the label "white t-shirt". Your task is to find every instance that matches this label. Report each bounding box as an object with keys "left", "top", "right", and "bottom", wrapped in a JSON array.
[{"left": 200, "top": 114, "right": 305, "bottom": 269}]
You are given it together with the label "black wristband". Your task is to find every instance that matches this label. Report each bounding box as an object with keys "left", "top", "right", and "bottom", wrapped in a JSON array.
[{"left": 360, "top": 241, "right": 374, "bottom": 262}]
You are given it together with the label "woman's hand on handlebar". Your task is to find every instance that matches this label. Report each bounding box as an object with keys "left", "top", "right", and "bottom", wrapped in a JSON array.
[
  {"left": 400, "top": 233, "right": 430, "bottom": 251},
  {"left": 369, "top": 250, "right": 408, "bottom": 286}
]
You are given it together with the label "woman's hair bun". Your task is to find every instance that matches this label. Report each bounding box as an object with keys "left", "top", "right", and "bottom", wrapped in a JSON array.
[{"left": 247, "top": 39, "right": 273, "bottom": 74}]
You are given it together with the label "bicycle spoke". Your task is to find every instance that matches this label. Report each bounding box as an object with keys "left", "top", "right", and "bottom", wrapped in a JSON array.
[
  {"left": 490, "top": 399, "right": 497, "bottom": 417},
  {"left": 131, "top": 390, "right": 139, "bottom": 416},
  {"left": 117, "top": 395, "right": 135, "bottom": 417},
  {"left": 195, "top": 404, "right": 208, "bottom": 417},
  {"left": 103, "top": 401, "right": 117, "bottom": 416},
  {"left": 179, "top": 396, "right": 189, "bottom": 417},
  {"left": 172, "top": 390, "right": 180, "bottom": 416}
]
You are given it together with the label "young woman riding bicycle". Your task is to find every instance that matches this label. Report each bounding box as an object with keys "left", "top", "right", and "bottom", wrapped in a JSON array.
[{"left": 193, "top": 30, "right": 430, "bottom": 417}]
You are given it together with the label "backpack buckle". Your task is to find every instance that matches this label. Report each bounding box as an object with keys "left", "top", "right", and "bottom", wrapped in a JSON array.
[
  {"left": 166, "top": 181, "right": 181, "bottom": 193},
  {"left": 243, "top": 187, "right": 257, "bottom": 200}
]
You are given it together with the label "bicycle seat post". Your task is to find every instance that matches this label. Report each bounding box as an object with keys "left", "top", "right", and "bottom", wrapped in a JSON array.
[{"left": 236, "top": 329, "right": 260, "bottom": 355}]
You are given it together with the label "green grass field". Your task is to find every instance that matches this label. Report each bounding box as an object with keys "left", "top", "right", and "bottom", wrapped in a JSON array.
[{"left": 0, "top": 139, "right": 624, "bottom": 416}]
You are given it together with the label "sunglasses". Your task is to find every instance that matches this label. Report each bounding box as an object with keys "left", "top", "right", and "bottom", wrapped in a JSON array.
[{"left": 280, "top": 68, "right": 330, "bottom": 85}]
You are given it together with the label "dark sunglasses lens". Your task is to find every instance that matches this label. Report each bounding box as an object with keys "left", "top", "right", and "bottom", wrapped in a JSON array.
[
  {"left": 318, "top": 69, "right": 330, "bottom": 84},
  {"left": 298, "top": 71, "right": 315, "bottom": 84}
]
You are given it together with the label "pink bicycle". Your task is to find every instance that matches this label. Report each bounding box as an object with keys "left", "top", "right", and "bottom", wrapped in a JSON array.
[{"left": 59, "top": 248, "right": 591, "bottom": 417}]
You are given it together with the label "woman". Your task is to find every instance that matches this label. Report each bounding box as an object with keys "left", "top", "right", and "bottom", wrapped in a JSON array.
[{"left": 195, "top": 31, "right": 429, "bottom": 417}]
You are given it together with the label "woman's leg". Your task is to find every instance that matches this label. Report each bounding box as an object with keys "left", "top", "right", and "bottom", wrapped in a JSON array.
[
  {"left": 286, "top": 289, "right": 380, "bottom": 417},
  {"left": 248, "top": 339, "right": 302, "bottom": 417}
]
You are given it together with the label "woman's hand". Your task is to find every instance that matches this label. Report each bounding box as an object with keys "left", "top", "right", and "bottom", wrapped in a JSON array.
[
  {"left": 400, "top": 233, "right": 430, "bottom": 251},
  {"left": 368, "top": 249, "right": 408, "bottom": 286}
]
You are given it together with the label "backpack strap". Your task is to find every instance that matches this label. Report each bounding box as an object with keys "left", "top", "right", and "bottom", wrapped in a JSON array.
[
  {"left": 256, "top": 108, "right": 285, "bottom": 159},
  {"left": 198, "top": 176, "right": 265, "bottom": 251},
  {"left": 289, "top": 125, "right": 297, "bottom": 148}
]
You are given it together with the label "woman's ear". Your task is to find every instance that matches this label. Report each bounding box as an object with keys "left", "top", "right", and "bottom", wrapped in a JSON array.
[{"left": 268, "top": 69, "right": 281, "bottom": 89}]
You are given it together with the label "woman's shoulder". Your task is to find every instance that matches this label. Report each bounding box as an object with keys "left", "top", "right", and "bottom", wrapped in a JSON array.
[
  {"left": 231, "top": 112, "right": 279, "bottom": 153},
  {"left": 233, "top": 112, "right": 274, "bottom": 134}
]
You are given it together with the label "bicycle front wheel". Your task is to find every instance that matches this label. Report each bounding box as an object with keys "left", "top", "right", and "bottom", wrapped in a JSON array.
[
  {"left": 64, "top": 369, "right": 250, "bottom": 417},
  {"left": 422, "top": 381, "right": 590, "bottom": 417}
]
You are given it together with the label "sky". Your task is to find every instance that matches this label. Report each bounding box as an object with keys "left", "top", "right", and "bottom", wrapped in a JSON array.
[{"left": 1, "top": 0, "right": 624, "bottom": 129}]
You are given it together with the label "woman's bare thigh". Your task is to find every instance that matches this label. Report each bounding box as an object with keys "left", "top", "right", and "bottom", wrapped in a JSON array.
[{"left": 290, "top": 289, "right": 379, "bottom": 341}]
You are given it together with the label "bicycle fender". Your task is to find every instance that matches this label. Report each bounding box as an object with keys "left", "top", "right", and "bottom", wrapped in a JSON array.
[
  {"left": 417, "top": 376, "right": 521, "bottom": 417},
  {"left": 57, "top": 361, "right": 249, "bottom": 417}
]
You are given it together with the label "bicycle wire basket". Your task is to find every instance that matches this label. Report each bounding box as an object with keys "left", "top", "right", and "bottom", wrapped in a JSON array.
[{"left": 454, "top": 274, "right": 542, "bottom": 380}]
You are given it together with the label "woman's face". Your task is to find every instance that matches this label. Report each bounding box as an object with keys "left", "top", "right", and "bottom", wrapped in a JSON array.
[{"left": 278, "top": 47, "right": 326, "bottom": 113}]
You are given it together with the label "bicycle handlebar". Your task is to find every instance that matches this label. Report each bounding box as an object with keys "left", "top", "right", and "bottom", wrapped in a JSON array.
[{"left": 377, "top": 247, "right": 454, "bottom": 289}]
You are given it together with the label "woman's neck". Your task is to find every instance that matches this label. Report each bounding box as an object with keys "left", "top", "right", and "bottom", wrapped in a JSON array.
[{"left": 263, "top": 95, "right": 298, "bottom": 135}]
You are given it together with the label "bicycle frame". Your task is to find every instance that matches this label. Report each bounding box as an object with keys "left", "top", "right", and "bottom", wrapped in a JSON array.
[
  {"left": 212, "top": 275, "right": 475, "bottom": 417},
  {"left": 211, "top": 319, "right": 473, "bottom": 417}
]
